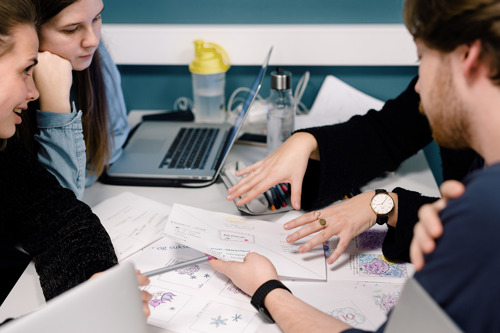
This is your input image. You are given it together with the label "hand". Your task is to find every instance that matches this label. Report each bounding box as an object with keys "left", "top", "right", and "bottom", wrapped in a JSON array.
[
  {"left": 33, "top": 51, "right": 73, "bottom": 113},
  {"left": 284, "top": 191, "right": 389, "bottom": 265},
  {"left": 135, "top": 270, "right": 153, "bottom": 318},
  {"left": 226, "top": 132, "right": 319, "bottom": 210},
  {"left": 209, "top": 252, "right": 279, "bottom": 297},
  {"left": 410, "top": 180, "right": 465, "bottom": 271}
]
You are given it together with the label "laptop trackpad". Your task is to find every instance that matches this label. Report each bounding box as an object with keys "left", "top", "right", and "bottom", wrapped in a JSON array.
[{"left": 127, "top": 139, "right": 165, "bottom": 153}]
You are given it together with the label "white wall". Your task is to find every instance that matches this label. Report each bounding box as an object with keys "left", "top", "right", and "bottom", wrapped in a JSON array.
[{"left": 102, "top": 24, "right": 417, "bottom": 66}]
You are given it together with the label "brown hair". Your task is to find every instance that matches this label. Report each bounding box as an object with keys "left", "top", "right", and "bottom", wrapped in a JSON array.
[
  {"left": 0, "top": 0, "right": 37, "bottom": 151},
  {"left": 20, "top": 0, "right": 110, "bottom": 176},
  {"left": 404, "top": 0, "right": 500, "bottom": 84}
]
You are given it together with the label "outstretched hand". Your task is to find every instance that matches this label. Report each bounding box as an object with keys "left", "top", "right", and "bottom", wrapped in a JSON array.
[
  {"left": 284, "top": 191, "right": 386, "bottom": 265},
  {"left": 410, "top": 180, "right": 465, "bottom": 270},
  {"left": 226, "top": 132, "right": 319, "bottom": 210}
]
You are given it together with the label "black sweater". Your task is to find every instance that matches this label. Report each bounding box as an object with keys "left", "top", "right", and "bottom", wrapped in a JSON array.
[
  {"left": 298, "top": 77, "right": 480, "bottom": 262},
  {"left": 0, "top": 138, "right": 118, "bottom": 301}
]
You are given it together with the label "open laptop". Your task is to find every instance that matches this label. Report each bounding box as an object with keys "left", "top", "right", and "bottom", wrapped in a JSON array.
[
  {"left": 384, "top": 277, "right": 463, "bottom": 333},
  {"left": 0, "top": 263, "right": 148, "bottom": 333},
  {"left": 102, "top": 47, "right": 272, "bottom": 187}
]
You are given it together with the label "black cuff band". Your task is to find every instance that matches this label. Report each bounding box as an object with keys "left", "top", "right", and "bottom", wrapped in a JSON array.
[{"left": 251, "top": 280, "right": 291, "bottom": 323}]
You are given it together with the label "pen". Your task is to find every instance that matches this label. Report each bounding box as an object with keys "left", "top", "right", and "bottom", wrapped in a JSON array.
[
  {"left": 263, "top": 191, "right": 275, "bottom": 210},
  {"left": 272, "top": 186, "right": 286, "bottom": 208},
  {"left": 143, "top": 255, "right": 212, "bottom": 278}
]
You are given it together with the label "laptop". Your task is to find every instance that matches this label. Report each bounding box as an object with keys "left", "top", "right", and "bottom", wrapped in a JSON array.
[
  {"left": 102, "top": 47, "right": 273, "bottom": 187},
  {"left": 0, "top": 263, "right": 148, "bottom": 333},
  {"left": 384, "top": 277, "right": 463, "bottom": 333}
]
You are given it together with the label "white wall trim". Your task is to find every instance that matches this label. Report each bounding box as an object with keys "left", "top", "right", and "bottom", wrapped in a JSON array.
[{"left": 101, "top": 24, "right": 418, "bottom": 66}]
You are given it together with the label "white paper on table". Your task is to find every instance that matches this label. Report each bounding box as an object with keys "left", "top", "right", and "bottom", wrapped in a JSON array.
[
  {"left": 326, "top": 225, "right": 415, "bottom": 283},
  {"left": 163, "top": 203, "right": 326, "bottom": 281},
  {"left": 295, "top": 75, "right": 384, "bottom": 130},
  {"left": 92, "top": 192, "right": 172, "bottom": 261},
  {"left": 125, "top": 237, "right": 265, "bottom": 333}
]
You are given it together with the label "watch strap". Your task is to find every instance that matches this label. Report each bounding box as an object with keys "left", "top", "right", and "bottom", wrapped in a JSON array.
[
  {"left": 251, "top": 280, "right": 291, "bottom": 323},
  {"left": 376, "top": 214, "right": 389, "bottom": 225}
]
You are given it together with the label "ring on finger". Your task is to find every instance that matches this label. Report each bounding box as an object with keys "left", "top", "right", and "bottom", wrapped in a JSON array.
[
  {"left": 319, "top": 218, "right": 327, "bottom": 227},
  {"left": 313, "top": 211, "right": 321, "bottom": 219}
]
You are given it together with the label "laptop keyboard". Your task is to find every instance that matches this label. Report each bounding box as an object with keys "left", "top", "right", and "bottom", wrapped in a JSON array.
[{"left": 159, "top": 127, "right": 220, "bottom": 170}]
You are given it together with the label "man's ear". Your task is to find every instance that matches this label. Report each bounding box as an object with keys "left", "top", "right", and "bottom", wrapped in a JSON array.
[{"left": 462, "top": 40, "right": 483, "bottom": 80}]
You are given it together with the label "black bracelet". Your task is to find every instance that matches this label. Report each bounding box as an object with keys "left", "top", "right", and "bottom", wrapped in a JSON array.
[{"left": 250, "top": 280, "right": 291, "bottom": 323}]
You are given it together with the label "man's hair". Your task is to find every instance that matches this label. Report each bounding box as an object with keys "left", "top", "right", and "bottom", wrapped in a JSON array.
[{"left": 404, "top": 0, "right": 500, "bottom": 84}]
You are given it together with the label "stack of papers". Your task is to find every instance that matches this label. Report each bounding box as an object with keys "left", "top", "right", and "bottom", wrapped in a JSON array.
[{"left": 163, "top": 203, "right": 326, "bottom": 281}]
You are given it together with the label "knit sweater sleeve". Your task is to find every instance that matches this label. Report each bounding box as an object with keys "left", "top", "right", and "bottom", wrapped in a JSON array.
[
  {"left": 0, "top": 139, "right": 118, "bottom": 301},
  {"left": 297, "top": 77, "right": 433, "bottom": 210}
]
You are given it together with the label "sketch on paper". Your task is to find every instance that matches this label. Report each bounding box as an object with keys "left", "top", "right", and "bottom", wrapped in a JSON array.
[
  {"left": 157, "top": 262, "right": 215, "bottom": 289},
  {"left": 373, "top": 291, "right": 401, "bottom": 314},
  {"left": 145, "top": 284, "right": 192, "bottom": 323},
  {"left": 190, "top": 302, "right": 257, "bottom": 333}
]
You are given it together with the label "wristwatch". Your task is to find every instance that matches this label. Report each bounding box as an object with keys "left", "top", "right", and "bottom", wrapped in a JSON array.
[
  {"left": 370, "top": 189, "right": 395, "bottom": 225},
  {"left": 251, "top": 280, "right": 291, "bottom": 323}
]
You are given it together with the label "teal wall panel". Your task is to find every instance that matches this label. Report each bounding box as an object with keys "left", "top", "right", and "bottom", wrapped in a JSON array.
[{"left": 103, "top": 0, "right": 405, "bottom": 24}]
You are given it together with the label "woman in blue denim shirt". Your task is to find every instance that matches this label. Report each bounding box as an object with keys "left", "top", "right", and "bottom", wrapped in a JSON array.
[{"left": 18, "top": 0, "right": 129, "bottom": 199}]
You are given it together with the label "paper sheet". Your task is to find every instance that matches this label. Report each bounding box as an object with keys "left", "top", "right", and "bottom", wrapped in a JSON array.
[
  {"left": 163, "top": 203, "right": 326, "bottom": 281},
  {"left": 91, "top": 192, "right": 172, "bottom": 261},
  {"left": 125, "top": 237, "right": 264, "bottom": 333},
  {"left": 295, "top": 75, "right": 384, "bottom": 130},
  {"left": 325, "top": 226, "right": 415, "bottom": 283}
]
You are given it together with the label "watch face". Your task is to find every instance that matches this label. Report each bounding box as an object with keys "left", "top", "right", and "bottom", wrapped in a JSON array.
[{"left": 371, "top": 193, "right": 394, "bottom": 214}]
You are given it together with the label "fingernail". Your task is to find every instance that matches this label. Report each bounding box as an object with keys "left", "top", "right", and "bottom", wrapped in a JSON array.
[{"left": 286, "top": 235, "right": 292, "bottom": 242}]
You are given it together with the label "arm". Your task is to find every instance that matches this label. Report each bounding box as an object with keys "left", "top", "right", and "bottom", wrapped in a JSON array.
[
  {"left": 410, "top": 180, "right": 465, "bottom": 270},
  {"left": 210, "top": 253, "right": 354, "bottom": 333},
  {"left": 1, "top": 139, "right": 118, "bottom": 300},
  {"left": 299, "top": 77, "right": 432, "bottom": 210},
  {"left": 31, "top": 51, "right": 87, "bottom": 199}
]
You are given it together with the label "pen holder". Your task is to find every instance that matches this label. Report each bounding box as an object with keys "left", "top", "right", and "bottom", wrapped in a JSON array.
[{"left": 221, "top": 161, "right": 293, "bottom": 215}]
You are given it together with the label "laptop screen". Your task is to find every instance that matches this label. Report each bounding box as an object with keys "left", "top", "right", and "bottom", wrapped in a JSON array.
[{"left": 214, "top": 46, "right": 272, "bottom": 170}]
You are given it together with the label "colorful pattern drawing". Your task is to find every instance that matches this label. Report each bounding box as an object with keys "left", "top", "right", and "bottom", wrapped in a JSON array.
[
  {"left": 359, "top": 254, "right": 408, "bottom": 278},
  {"left": 149, "top": 291, "right": 177, "bottom": 309},
  {"left": 328, "top": 306, "right": 366, "bottom": 326},
  {"left": 373, "top": 291, "right": 401, "bottom": 313},
  {"left": 357, "top": 229, "right": 386, "bottom": 250}
]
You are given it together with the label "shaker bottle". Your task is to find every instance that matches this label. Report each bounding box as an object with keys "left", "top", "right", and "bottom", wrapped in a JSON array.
[
  {"left": 267, "top": 69, "right": 295, "bottom": 155},
  {"left": 189, "top": 40, "right": 230, "bottom": 123}
]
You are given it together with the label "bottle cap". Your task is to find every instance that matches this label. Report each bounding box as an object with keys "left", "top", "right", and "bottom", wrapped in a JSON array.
[
  {"left": 189, "top": 40, "right": 230, "bottom": 74},
  {"left": 271, "top": 70, "right": 292, "bottom": 90}
]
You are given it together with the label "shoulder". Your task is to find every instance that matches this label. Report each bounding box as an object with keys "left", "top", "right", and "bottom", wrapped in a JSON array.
[{"left": 442, "top": 164, "right": 500, "bottom": 232}]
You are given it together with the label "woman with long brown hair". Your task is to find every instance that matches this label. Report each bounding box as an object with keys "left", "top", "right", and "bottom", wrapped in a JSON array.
[{"left": 19, "top": 0, "right": 129, "bottom": 199}]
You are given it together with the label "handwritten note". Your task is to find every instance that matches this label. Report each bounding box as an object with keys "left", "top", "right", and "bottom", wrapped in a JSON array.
[
  {"left": 163, "top": 203, "right": 326, "bottom": 280},
  {"left": 92, "top": 192, "right": 172, "bottom": 261}
]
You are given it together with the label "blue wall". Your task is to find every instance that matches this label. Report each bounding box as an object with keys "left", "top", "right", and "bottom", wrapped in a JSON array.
[
  {"left": 103, "top": 0, "right": 405, "bottom": 24},
  {"left": 103, "top": 0, "right": 443, "bottom": 185}
]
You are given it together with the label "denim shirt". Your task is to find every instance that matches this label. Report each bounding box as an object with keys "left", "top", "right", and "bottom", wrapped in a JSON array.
[{"left": 34, "top": 41, "right": 130, "bottom": 199}]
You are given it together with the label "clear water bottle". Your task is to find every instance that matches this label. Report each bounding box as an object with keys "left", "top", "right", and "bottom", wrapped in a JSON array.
[{"left": 267, "top": 70, "right": 295, "bottom": 155}]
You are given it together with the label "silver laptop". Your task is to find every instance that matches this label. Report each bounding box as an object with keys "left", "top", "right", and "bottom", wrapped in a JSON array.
[
  {"left": 385, "top": 277, "right": 463, "bottom": 333},
  {"left": 103, "top": 47, "right": 272, "bottom": 187},
  {"left": 0, "top": 263, "right": 148, "bottom": 333}
]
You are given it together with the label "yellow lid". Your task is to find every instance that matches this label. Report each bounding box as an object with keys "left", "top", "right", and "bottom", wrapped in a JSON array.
[{"left": 189, "top": 40, "right": 230, "bottom": 74}]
